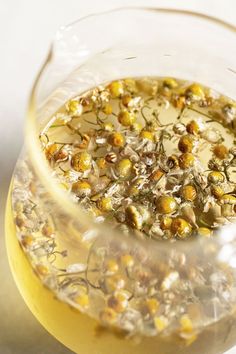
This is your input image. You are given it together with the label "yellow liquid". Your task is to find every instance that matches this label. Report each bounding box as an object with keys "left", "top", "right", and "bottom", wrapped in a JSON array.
[
  {"left": 5, "top": 185, "right": 236, "bottom": 354},
  {"left": 6, "top": 77, "right": 236, "bottom": 353}
]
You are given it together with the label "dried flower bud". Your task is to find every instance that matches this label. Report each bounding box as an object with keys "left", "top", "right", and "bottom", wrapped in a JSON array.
[
  {"left": 186, "top": 120, "right": 200, "bottom": 135},
  {"left": 163, "top": 78, "right": 178, "bottom": 89},
  {"left": 105, "top": 152, "right": 117, "bottom": 164},
  {"left": 179, "top": 153, "right": 195, "bottom": 169},
  {"left": 222, "top": 103, "right": 236, "bottom": 123},
  {"left": 181, "top": 185, "right": 197, "bottom": 201},
  {"left": 125, "top": 205, "right": 143, "bottom": 230},
  {"left": 185, "top": 83, "right": 205, "bottom": 101},
  {"left": 173, "top": 123, "right": 186, "bottom": 135},
  {"left": 171, "top": 218, "right": 192, "bottom": 238},
  {"left": 108, "top": 132, "right": 125, "bottom": 147},
  {"left": 118, "top": 110, "right": 136, "bottom": 126},
  {"left": 116, "top": 159, "right": 132, "bottom": 178},
  {"left": 178, "top": 135, "right": 194, "bottom": 153},
  {"left": 208, "top": 171, "right": 225, "bottom": 185},
  {"left": 107, "top": 81, "right": 124, "bottom": 98},
  {"left": 71, "top": 152, "right": 92, "bottom": 172},
  {"left": 66, "top": 99, "right": 83, "bottom": 116},
  {"left": 156, "top": 196, "right": 177, "bottom": 214},
  {"left": 167, "top": 155, "right": 179, "bottom": 169},
  {"left": 212, "top": 144, "right": 228, "bottom": 160},
  {"left": 71, "top": 181, "right": 91, "bottom": 197}
]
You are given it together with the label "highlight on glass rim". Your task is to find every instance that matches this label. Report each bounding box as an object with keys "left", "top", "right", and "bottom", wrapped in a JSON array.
[{"left": 3, "top": 6, "right": 236, "bottom": 354}]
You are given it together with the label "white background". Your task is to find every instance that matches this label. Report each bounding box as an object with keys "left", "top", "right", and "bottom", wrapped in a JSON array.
[{"left": 0, "top": 1, "right": 236, "bottom": 353}]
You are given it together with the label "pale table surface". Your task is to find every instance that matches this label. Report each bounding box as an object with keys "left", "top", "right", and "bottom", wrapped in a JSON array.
[{"left": 0, "top": 0, "right": 236, "bottom": 353}]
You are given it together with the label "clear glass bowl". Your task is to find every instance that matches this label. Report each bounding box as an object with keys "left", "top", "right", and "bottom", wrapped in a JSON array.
[{"left": 5, "top": 8, "right": 236, "bottom": 354}]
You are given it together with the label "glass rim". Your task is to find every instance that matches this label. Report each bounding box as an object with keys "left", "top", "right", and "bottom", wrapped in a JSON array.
[{"left": 25, "top": 6, "right": 236, "bottom": 238}]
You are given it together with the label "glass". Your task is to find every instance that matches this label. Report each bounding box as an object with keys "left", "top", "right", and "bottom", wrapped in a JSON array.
[{"left": 5, "top": 8, "right": 236, "bottom": 354}]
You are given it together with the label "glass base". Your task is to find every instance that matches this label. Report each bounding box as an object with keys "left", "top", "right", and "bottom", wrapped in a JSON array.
[{"left": 5, "top": 182, "right": 236, "bottom": 354}]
